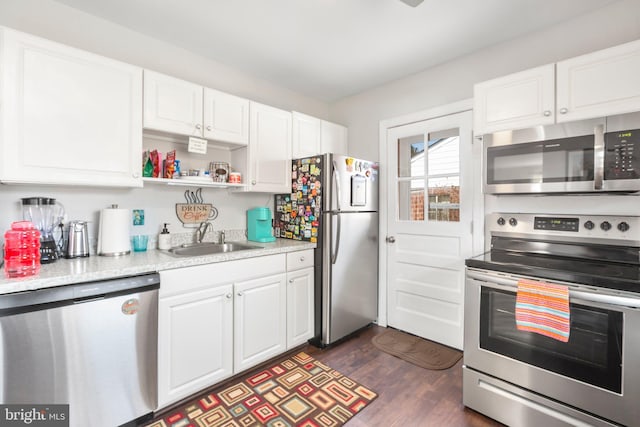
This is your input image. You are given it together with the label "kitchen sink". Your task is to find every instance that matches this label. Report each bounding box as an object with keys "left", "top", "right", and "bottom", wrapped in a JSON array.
[{"left": 167, "top": 242, "right": 263, "bottom": 257}]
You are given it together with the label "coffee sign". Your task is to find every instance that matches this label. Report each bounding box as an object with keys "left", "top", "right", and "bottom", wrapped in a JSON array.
[{"left": 176, "top": 188, "right": 218, "bottom": 226}]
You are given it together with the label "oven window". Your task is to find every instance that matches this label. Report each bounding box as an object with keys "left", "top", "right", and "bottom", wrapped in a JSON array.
[
  {"left": 487, "top": 135, "right": 594, "bottom": 184},
  {"left": 480, "top": 288, "right": 623, "bottom": 393}
]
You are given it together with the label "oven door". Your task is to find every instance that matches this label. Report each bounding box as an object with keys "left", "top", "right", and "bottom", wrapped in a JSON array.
[{"left": 464, "top": 268, "right": 640, "bottom": 427}]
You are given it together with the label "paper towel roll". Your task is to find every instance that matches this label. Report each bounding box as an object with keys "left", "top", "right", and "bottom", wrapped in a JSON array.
[{"left": 97, "top": 207, "right": 131, "bottom": 256}]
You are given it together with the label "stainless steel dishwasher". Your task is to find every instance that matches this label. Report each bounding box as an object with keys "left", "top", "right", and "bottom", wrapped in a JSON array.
[{"left": 0, "top": 273, "right": 159, "bottom": 427}]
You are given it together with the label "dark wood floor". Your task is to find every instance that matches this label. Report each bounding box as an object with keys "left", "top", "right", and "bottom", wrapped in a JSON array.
[
  {"left": 149, "top": 324, "right": 504, "bottom": 426},
  {"left": 303, "top": 325, "right": 504, "bottom": 427}
]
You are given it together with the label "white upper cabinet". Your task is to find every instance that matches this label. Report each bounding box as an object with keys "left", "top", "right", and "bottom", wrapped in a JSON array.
[
  {"left": 292, "top": 112, "right": 348, "bottom": 158},
  {"left": 203, "top": 88, "right": 249, "bottom": 145},
  {"left": 143, "top": 70, "right": 249, "bottom": 147},
  {"left": 556, "top": 39, "right": 640, "bottom": 123},
  {"left": 232, "top": 101, "right": 292, "bottom": 193},
  {"left": 474, "top": 64, "right": 555, "bottom": 135},
  {"left": 143, "top": 70, "right": 203, "bottom": 137},
  {"left": 292, "top": 112, "right": 321, "bottom": 158},
  {"left": 475, "top": 39, "right": 640, "bottom": 135},
  {"left": 321, "top": 120, "right": 348, "bottom": 155},
  {"left": 0, "top": 27, "right": 143, "bottom": 187}
]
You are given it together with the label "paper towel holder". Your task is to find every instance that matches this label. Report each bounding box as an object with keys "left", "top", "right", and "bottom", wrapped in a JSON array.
[{"left": 97, "top": 204, "right": 131, "bottom": 256}]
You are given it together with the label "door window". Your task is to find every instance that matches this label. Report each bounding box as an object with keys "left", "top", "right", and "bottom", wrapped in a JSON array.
[{"left": 397, "top": 129, "right": 460, "bottom": 222}]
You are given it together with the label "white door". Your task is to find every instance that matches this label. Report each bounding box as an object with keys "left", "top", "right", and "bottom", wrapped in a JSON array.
[{"left": 386, "top": 110, "right": 473, "bottom": 350}]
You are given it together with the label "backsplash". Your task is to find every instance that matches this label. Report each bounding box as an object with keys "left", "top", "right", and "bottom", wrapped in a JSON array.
[{"left": 0, "top": 184, "right": 274, "bottom": 252}]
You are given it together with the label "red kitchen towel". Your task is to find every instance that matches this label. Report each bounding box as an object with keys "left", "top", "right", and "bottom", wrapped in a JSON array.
[{"left": 515, "top": 280, "right": 570, "bottom": 342}]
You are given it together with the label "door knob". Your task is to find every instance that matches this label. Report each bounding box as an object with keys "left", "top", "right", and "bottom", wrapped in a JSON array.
[
  {"left": 386, "top": 236, "right": 396, "bottom": 243},
  {"left": 226, "top": 293, "right": 232, "bottom": 299}
]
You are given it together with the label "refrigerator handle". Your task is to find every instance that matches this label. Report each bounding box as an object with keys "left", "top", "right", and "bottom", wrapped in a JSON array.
[
  {"left": 331, "top": 212, "right": 341, "bottom": 265},
  {"left": 332, "top": 160, "right": 342, "bottom": 211}
]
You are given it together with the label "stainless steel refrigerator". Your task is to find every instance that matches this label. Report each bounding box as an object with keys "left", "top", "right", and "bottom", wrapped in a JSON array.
[{"left": 274, "top": 153, "right": 379, "bottom": 346}]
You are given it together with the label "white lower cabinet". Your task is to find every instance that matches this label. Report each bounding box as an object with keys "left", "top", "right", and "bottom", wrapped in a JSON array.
[
  {"left": 234, "top": 274, "right": 287, "bottom": 372},
  {"left": 286, "top": 249, "right": 315, "bottom": 349},
  {"left": 157, "top": 284, "right": 233, "bottom": 408},
  {"left": 158, "top": 253, "right": 297, "bottom": 409}
]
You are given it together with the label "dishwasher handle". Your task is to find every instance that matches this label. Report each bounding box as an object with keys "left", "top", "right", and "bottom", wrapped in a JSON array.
[{"left": 0, "top": 273, "right": 160, "bottom": 313}]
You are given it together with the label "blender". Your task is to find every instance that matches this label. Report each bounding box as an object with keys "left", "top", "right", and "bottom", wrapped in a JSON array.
[{"left": 21, "top": 197, "right": 65, "bottom": 263}]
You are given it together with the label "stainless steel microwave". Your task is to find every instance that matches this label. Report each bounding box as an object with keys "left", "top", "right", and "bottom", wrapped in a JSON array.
[{"left": 483, "top": 112, "right": 640, "bottom": 194}]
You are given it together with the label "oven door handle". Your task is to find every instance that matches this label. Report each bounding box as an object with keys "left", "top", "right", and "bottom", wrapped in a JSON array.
[{"left": 467, "top": 269, "right": 640, "bottom": 309}]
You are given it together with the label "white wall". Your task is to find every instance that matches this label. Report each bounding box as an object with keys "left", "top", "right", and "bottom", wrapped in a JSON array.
[
  {"left": 332, "top": 0, "right": 640, "bottom": 218},
  {"left": 332, "top": 0, "right": 640, "bottom": 162},
  {"left": 0, "top": 0, "right": 326, "bottom": 246}
]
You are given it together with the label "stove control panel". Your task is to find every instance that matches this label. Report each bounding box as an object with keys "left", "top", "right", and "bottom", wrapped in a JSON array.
[
  {"left": 534, "top": 217, "right": 579, "bottom": 232},
  {"left": 491, "top": 213, "right": 640, "bottom": 246}
]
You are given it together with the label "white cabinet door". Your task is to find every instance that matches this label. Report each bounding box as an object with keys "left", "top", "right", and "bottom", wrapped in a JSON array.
[
  {"left": 286, "top": 267, "right": 315, "bottom": 349},
  {"left": 556, "top": 39, "right": 640, "bottom": 123},
  {"left": 320, "top": 120, "right": 348, "bottom": 155},
  {"left": 473, "top": 64, "right": 555, "bottom": 134},
  {"left": 234, "top": 273, "right": 287, "bottom": 372},
  {"left": 143, "top": 70, "right": 203, "bottom": 137},
  {"left": 203, "top": 88, "right": 249, "bottom": 146},
  {"left": 158, "top": 284, "right": 233, "bottom": 408},
  {"left": 0, "top": 27, "right": 142, "bottom": 187},
  {"left": 292, "top": 112, "right": 321, "bottom": 158},
  {"left": 246, "top": 101, "right": 292, "bottom": 192}
]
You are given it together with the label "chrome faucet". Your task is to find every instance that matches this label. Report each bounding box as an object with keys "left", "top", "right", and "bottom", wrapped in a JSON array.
[
  {"left": 218, "top": 230, "right": 225, "bottom": 244},
  {"left": 195, "top": 222, "right": 212, "bottom": 243}
]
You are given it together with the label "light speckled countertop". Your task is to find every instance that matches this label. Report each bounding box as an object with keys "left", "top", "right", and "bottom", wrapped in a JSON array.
[{"left": 0, "top": 239, "right": 315, "bottom": 295}]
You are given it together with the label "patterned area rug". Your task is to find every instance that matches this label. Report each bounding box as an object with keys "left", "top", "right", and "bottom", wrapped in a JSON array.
[
  {"left": 372, "top": 328, "right": 462, "bottom": 370},
  {"left": 145, "top": 352, "right": 377, "bottom": 427}
]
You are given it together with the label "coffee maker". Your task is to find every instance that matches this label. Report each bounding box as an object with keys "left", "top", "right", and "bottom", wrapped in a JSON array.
[
  {"left": 247, "top": 207, "right": 276, "bottom": 243},
  {"left": 21, "top": 197, "right": 65, "bottom": 263}
]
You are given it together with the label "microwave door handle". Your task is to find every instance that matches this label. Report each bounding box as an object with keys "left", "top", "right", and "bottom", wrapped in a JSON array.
[{"left": 594, "top": 124, "right": 605, "bottom": 190}]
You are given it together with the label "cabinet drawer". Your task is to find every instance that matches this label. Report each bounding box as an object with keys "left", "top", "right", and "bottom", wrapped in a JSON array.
[
  {"left": 286, "top": 249, "right": 314, "bottom": 271},
  {"left": 160, "top": 254, "right": 286, "bottom": 297}
]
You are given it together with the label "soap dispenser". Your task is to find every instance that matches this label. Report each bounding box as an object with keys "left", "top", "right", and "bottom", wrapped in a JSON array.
[{"left": 158, "top": 223, "right": 171, "bottom": 250}]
